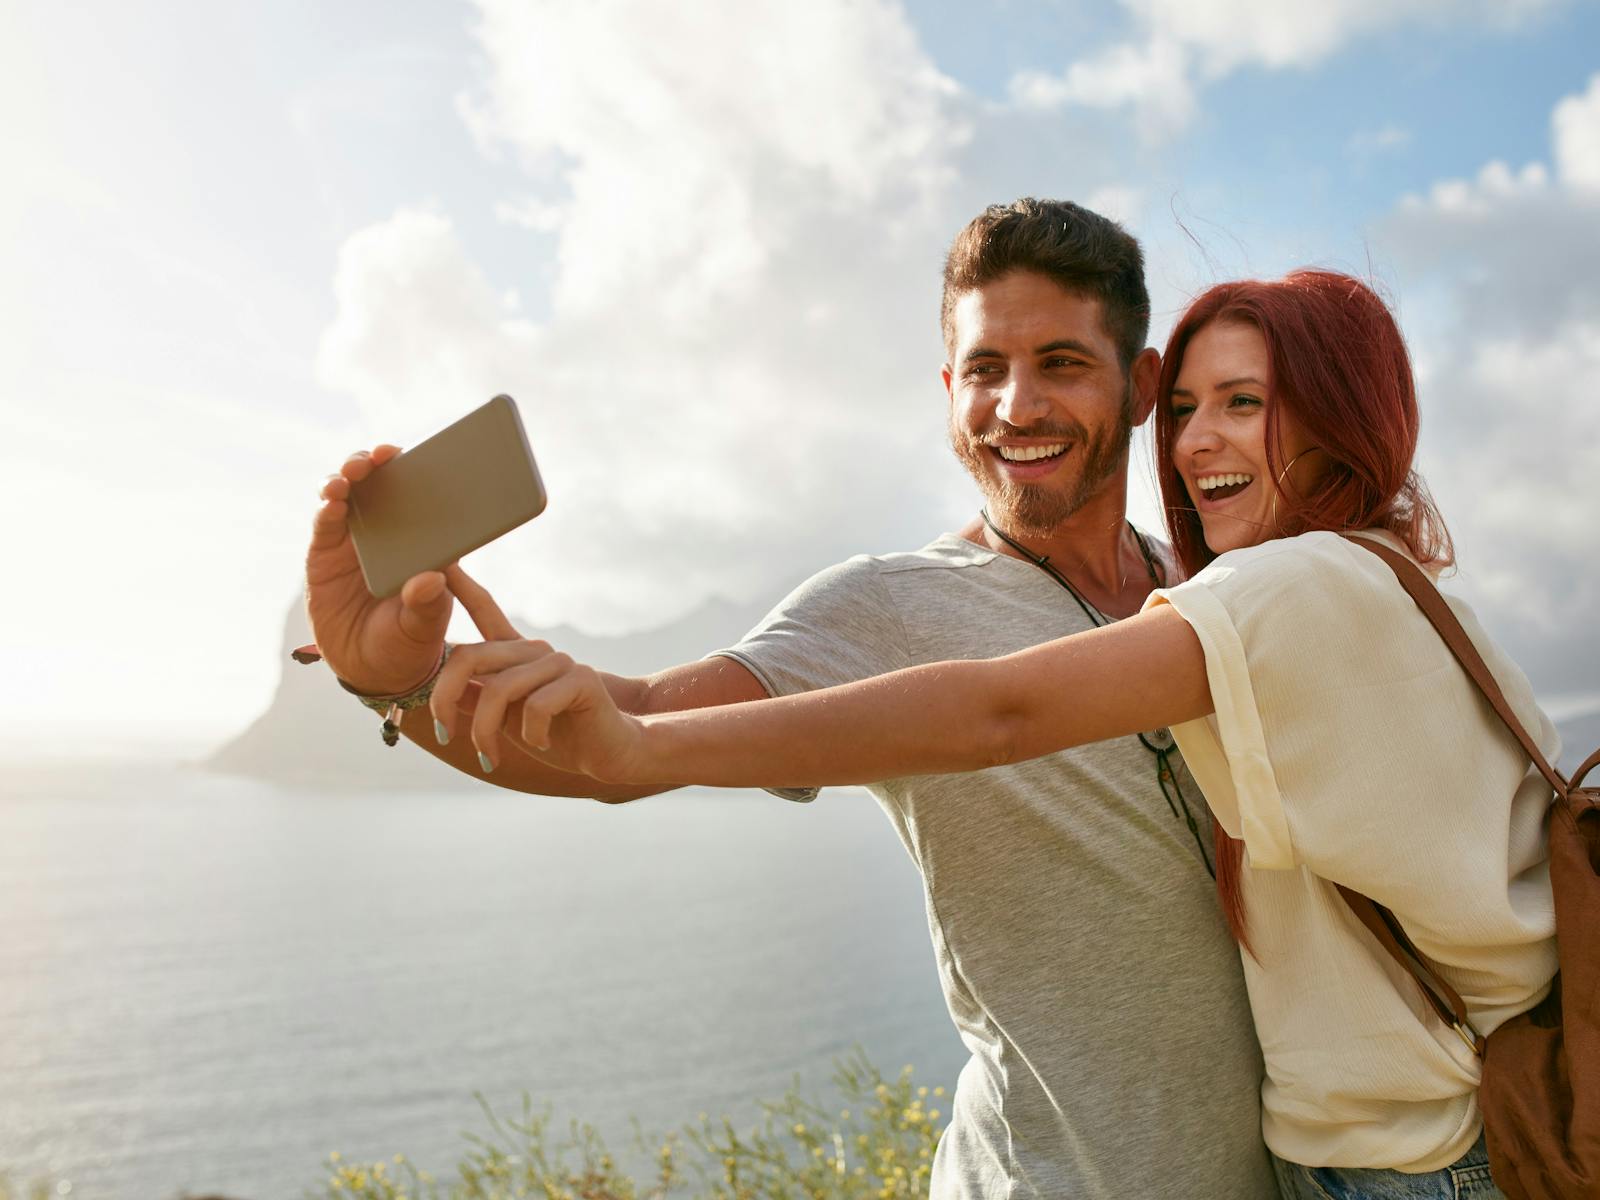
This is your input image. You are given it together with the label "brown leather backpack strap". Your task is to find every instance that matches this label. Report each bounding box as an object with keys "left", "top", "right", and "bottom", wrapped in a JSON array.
[
  {"left": 1573, "top": 747, "right": 1600, "bottom": 791},
  {"left": 1343, "top": 535, "right": 1570, "bottom": 799},
  {"left": 1335, "top": 884, "right": 1486, "bottom": 1056}
]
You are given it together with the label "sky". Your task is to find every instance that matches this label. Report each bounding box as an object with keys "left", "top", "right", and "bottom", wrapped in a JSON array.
[{"left": 4, "top": 0, "right": 1598, "bottom": 757}]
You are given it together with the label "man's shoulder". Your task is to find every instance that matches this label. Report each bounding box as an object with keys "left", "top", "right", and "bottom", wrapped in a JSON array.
[
  {"left": 821, "top": 532, "right": 1001, "bottom": 582},
  {"left": 729, "top": 535, "right": 1003, "bottom": 654}
]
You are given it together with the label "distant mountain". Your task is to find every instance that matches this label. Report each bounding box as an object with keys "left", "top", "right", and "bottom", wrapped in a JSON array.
[
  {"left": 203, "top": 592, "right": 773, "bottom": 790},
  {"left": 203, "top": 590, "right": 1600, "bottom": 792}
]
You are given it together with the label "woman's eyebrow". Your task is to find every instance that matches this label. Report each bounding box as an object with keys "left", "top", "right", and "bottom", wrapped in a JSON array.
[{"left": 1170, "top": 376, "right": 1266, "bottom": 399}]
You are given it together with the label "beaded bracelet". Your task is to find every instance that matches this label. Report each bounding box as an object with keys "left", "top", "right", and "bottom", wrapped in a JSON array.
[{"left": 292, "top": 642, "right": 454, "bottom": 747}]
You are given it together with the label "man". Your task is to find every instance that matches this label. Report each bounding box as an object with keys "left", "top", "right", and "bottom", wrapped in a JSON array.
[{"left": 305, "top": 198, "right": 1276, "bottom": 1197}]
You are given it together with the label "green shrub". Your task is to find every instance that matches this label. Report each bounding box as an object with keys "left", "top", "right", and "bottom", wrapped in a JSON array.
[{"left": 315, "top": 1051, "right": 946, "bottom": 1200}]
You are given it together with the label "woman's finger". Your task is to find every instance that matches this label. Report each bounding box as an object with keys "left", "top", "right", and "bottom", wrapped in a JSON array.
[
  {"left": 445, "top": 563, "right": 522, "bottom": 642},
  {"left": 518, "top": 670, "right": 593, "bottom": 755},
  {"left": 470, "top": 652, "right": 575, "bottom": 771},
  {"left": 430, "top": 639, "right": 556, "bottom": 742}
]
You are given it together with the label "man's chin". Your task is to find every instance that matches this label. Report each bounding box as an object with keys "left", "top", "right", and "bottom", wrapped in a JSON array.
[{"left": 980, "top": 483, "right": 1083, "bottom": 538}]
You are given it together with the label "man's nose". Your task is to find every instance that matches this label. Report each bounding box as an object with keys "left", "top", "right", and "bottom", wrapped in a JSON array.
[{"left": 995, "top": 372, "right": 1050, "bottom": 425}]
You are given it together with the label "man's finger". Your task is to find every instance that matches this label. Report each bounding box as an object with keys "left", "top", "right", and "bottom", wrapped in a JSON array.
[
  {"left": 340, "top": 450, "right": 378, "bottom": 483},
  {"left": 396, "top": 571, "right": 453, "bottom": 643},
  {"left": 444, "top": 563, "right": 521, "bottom": 641}
]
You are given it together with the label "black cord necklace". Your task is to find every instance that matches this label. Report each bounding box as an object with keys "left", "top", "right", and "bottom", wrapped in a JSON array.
[{"left": 978, "top": 508, "right": 1215, "bottom": 877}]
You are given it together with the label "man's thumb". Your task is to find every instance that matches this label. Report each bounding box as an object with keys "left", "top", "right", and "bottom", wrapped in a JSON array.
[{"left": 397, "top": 570, "right": 454, "bottom": 639}]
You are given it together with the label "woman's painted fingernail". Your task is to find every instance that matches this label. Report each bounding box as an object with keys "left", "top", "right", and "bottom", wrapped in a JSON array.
[
  {"left": 477, "top": 750, "right": 494, "bottom": 774},
  {"left": 434, "top": 719, "right": 449, "bottom": 746}
]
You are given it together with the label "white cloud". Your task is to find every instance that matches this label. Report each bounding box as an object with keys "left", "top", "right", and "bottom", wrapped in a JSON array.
[
  {"left": 1377, "top": 73, "right": 1600, "bottom": 695},
  {"left": 1010, "top": 37, "right": 1194, "bottom": 139},
  {"left": 494, "top": 197, "right": 568, "bottom": 233},
  {"left": 314, "top": 0, "right": 992, "bottom": 633},
  {"left": 459, "top": 0, "right": 965, "bottom": 323},
  {"left": 317, "top": 208, "right": 539, "bottom": 429},
  {"left": 1553, "top": 71, "right": 1600, "bottom": 191},
  {"left": 1014, "top": 0, "right": 1562, "bottom": 134}
]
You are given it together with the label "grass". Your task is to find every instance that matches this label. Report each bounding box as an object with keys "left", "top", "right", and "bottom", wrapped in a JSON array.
[{"left": 315, "top": 1051, "right": 947, "bottom": 1200}]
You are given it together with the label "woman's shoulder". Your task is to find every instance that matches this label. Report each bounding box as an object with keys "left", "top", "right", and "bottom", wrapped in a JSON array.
[
  {"left": 1175, "top": 529, "right": 1436, "bottom": 632},
  {"left": 1192, "top": 529, "right": 1368, "bottom": 586}
]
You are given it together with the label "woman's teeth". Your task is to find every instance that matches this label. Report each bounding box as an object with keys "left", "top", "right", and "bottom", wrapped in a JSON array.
[
  {"left": 996, "top": 443, "right": 1067, "bottom": 462},
  {"left": 1197, "top": 472, "right": 1254, "bottom": 500}
]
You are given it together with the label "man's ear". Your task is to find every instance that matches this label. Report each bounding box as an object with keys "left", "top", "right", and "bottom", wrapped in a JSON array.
[
  {"left": 941, "top": 362, "right": 955, "bottom": 401},
  {"left": 1128, "top": 348, "right": 1161, "bottom": 426}
]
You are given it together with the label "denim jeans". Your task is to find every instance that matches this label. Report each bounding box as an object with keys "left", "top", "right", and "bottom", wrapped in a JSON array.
[{"left": 1272, "top": 1133, "right": 1506, "bottom": 1200}]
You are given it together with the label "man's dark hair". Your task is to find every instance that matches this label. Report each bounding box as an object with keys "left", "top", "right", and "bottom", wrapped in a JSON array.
[{"left": 941, "top": 198, "right": 1150, "bottom": 368}]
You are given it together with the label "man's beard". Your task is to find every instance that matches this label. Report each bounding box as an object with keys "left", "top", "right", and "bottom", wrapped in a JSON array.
[{"left": 949, "top": 385, "right": 1136, "bottom": 538}]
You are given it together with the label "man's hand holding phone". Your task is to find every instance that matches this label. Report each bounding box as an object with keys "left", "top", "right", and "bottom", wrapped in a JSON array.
[
  {"left": 306, "top": 445, "right": 454, "bottom": 697},
  {"left": 303, "top": 395, "right": 547, "bottom": 699}
]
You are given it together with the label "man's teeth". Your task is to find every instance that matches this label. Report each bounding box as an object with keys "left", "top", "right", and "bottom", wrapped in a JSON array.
[
  {"left": 1197, "top": 473, "right": 1255, "bottom": 492},
  {"left": 997, "top": 443, "right": 1067, "bottom": 462}
]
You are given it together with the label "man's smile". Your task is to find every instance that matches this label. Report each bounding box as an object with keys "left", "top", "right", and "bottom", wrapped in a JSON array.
[
  {"left": 995, "top": 442, "right": 1068, "bottom": 462},
  {"left": 988, "top": 441, "right": 1073, "bottom": 479}
]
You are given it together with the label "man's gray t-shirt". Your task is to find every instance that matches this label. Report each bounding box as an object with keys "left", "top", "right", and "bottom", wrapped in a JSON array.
[{"left": 714, "top": 533, "right": 1274, "bottom": 1199}]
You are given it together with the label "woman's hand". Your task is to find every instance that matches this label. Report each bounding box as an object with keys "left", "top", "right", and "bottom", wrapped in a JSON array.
[{"left": 432, "top": 569, "right": 646, "bottom": 782}]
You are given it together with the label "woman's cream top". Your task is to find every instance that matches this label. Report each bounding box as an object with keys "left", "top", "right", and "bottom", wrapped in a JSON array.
[{"left": 1144, "top": 529, "right": 1559, "bottom": 1172}]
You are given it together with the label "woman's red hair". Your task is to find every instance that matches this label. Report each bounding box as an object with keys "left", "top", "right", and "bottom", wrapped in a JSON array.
[{"left": 1152, "top": 270, "right": 1453, "bottom": 946}]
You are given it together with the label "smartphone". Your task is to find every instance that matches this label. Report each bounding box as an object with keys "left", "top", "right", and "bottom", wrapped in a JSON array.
[{"left": 347, "top": 394, "right": 547, "bottom": 598}]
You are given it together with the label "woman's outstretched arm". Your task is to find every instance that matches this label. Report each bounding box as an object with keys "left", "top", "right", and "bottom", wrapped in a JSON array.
[{"left": 438, "top": 602, "right": 1213, "bottom": 790}]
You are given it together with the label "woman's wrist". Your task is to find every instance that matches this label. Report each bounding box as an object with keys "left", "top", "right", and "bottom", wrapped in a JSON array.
[{"left": 620, "top": 714, "right": 667, "bottom": 786}]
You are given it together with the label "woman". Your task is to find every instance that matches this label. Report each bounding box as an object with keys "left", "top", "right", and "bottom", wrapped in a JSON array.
[{"left": 435, "top": 270, "right": 1559, "bottom": 1197}]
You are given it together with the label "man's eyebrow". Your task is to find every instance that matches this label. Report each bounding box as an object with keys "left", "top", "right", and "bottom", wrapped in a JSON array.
[
  {"left": 1169, "top": 375, "right": 1266, "bottom": 399},
  {"left": 1035, "top": 339, "right": 1098, "bottom": 357},
  {"left": 960, "top": 339, "right": 1101, "bottom": 363}
]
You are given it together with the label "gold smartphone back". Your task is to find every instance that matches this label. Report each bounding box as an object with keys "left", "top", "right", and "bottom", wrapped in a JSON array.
[{"left": 347, "top": 395, "right": 547, "bottom": 598}]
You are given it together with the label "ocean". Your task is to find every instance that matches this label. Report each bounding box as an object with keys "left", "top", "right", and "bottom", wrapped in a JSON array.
[
  {"left": 0, "top": 762, "right": 964, "bottom": 1199},
  {"left": 9, "top": 705, "right": 1597, "bottom": 1199}
]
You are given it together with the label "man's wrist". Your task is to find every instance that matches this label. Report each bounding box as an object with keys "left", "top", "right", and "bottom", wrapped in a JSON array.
[{"left": 336, "top": 644, "right": 452, "bottom": 708}]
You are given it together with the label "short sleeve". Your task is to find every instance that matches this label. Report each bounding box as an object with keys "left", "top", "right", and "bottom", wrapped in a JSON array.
[
  {"left": 1140, "top": 532, "right": 1433, "bottom": 872},
  {"left": 1143, "top": 552, "right": 1298, "bottom": 869},
  {"left": 708, "top": 555, "right": 912, "bottom": 801}
]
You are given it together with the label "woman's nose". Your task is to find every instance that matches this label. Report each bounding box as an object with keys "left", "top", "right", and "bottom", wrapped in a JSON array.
[{"left": 1176, "top": 408, "right": 1223, "bottom": 455}]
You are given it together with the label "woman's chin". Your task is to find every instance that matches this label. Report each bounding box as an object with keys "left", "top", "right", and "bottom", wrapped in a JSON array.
[{"left": 1198, "top": 514, "right": 1268, "bottom": 557}]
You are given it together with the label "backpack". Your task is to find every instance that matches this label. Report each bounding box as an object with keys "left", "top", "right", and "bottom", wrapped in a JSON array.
[{"left": 1338, "top": 535, "right": 1600, "bottom": 1199}]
